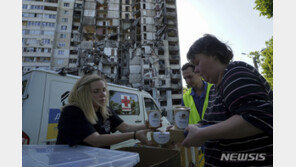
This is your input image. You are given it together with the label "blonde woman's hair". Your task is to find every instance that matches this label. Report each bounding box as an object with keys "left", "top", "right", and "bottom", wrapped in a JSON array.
[{"left": 67, "top": 73, "right": 110, "bottom": 124}]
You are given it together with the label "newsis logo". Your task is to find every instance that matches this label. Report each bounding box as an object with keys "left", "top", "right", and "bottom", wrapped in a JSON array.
[{"left": 220, "top": 153, "right": 266, "bottom": 162}]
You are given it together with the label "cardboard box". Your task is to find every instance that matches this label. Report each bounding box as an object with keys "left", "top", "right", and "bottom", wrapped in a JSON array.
[
  {"left": 117, "top": 146, "right": 181, "bottom": 167},
  {"left": 169, "top": 129, "right": 186, "bottom": 143}
]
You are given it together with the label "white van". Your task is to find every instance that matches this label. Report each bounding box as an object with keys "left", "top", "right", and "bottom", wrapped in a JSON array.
[{"left": 22, "top": 70, "right": 170, "bottom": 149}]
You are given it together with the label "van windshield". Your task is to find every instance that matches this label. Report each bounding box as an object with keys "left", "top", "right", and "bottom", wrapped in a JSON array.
[
  {"left": 144, "top": 98, "right": 159, "bottom": 111},
  {"left": 22, "top": 80, "right": 28, "bottom": 95}
]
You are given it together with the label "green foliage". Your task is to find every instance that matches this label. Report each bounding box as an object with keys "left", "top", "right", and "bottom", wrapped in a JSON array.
[
  {"left": 261, "top": 37, "right": 273, "bottom": 89},
  {"left": 254, "top": 0, "right": 273, "bottom": 19},
  {"left": 246, "top": 37, "right": 273, "bottom": 89},
  {"left": 249, "top": 51, "right": 261, "bottom": 70}
]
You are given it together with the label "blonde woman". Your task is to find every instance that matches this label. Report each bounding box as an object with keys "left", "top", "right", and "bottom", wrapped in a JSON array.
[{"left": 56, "top": 73, "right": 153, "bottom": 149}]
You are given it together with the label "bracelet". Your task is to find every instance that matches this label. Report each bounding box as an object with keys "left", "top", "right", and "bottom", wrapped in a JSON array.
[{"left": 134, "top": 131, "right": 137, "bottom": 140}]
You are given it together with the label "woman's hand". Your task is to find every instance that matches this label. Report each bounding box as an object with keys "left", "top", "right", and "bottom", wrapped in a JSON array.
[
  {"left": 166, "top": 125, "right": 179, "bottom": 131},
  {"left": 136, "top": 129, "right": 152, "bottom": 145},
  {"left": 166, "top": 125, "right": 173, "bottom": 131},
  {"left": 181, "top": 125, "right": 207, "bottom": 147}
]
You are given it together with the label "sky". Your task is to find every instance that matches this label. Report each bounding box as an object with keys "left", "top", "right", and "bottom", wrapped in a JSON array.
[{"left": 176, "top": 0, "right": 273, "bottom": 87}]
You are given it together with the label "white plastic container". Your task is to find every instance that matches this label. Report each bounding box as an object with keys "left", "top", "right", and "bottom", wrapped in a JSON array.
[
  {"left": 22, "top": 145, "right": 139, "bottom": 167},
  {"left": 173, "top": 106, "right": 190, "bottom": 130},
  {"left": 152, "top": 132, "right": 170, "bottom": 145},
  {"left": 147, "top": 110, "right": 161, "bottom": 128}
]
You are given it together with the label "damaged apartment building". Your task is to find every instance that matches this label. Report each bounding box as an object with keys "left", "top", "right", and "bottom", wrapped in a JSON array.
[
  {"left": 22, "top": 0, "right": 182, "bottom": 122},
  {"left": 22, "top": 0, "right": 76, "bottom": 73}
]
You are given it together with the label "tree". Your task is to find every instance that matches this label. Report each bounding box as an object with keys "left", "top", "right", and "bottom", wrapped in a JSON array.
[
  {"left": 247, "top": 37, "right": 273, "bottom": 89},
  {"left": 254, "top": 0, "right": 273, "bottom": 19},
  {"left": 261, "top": 37, "right": 273, "bottom": 89},
  {"left": 250, "top": 0, "right": 273, "bottom": 89},
  {"left": 249, "top": 51, "right": 261, "bottom": 70}
]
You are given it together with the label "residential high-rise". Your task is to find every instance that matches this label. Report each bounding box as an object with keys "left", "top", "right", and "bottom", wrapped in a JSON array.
[
  {"left": 128, "top": 0, "right": 182, "bottom": 121},
  {"left": 22, "top": 0, "right": 75, "bottom": 73},
  {"left": 22, "top": 0, "right": 182, "bottom": 122}
]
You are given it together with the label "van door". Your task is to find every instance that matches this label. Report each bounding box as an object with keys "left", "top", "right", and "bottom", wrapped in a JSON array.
[
  {"left": 38, "top": 74, "right": 76, "bottom": 144},
  {"left": 108, "top": 90, "right": 143, "bottom": 125},
  {"left": 22, "top": 73, "right": 31, "bottom": 103},
  {"left": 22, "top": 71, "right": 47, "bottom": 144},
  {"left": 22, "top": 72, "right": 33, "bottom": 144}
]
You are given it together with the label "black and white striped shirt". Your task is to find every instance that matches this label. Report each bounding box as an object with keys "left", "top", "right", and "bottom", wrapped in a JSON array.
[{"left": 200, "top": 61, "right": 273, "bottom": 167}]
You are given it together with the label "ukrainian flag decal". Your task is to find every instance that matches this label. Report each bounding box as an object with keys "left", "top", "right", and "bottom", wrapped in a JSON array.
[{"left": 46, "top": 109, "right": 61, "bottom": 139}]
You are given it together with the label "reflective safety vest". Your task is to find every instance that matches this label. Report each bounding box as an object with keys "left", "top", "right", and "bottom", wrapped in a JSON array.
[{"left": 183, "top": 84, "right": 213, "bottom": 124}]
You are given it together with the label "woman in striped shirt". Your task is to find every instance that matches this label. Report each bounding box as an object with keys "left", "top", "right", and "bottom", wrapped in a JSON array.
[{"left": 182, "top": 34, "right": 272, "bottom": 166}]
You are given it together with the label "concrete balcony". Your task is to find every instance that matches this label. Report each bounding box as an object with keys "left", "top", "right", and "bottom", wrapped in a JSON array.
[
  {"left": 169, "top": 46, "right": 179, "bottom": 51},
  {"left": 166, "top": 4, "right": 175, "bottom": 9},
  {"left": 167, "top": 37, "right": 178, "bottom": 41},
  {"left": 157, "top": 84, "right": 170, "bottom": 89},
  {"left": 158, "top": 95, "right": 167, "bottom": 101},
  {"left": 166, "top": 0, "right": 176, "bottom": 5},
  {"left": 169, "top": 55, "right": 180, "bottom": 61},
  {"left": 172, "top": 104, "right": 182, "bottom": 108},
  {"left": 43, "top": 1, "right": 58, "bottom": 7},
  {"left": 171, "top": 94, "right": 182, "bottom": 99},
  {"left": 171, "top": 73, "right": 181, "bottom": 79},
  {"left": 167, "top": 20, "right": 177, "bottom": 26},
  {"left": 22, "top": 52, "right": 52, "bottom": 57},
  {"left": 171, "top": 83, "right": 182, "bottom": 89},
  {"left": 166, "top": 12, "right": 177, "bottom": 18},
  {"left": 170, "top": 64, "right": 180, "bottom": 69},
  {"left": 22, "top": 62, "right": 51, "bottom": 67}
]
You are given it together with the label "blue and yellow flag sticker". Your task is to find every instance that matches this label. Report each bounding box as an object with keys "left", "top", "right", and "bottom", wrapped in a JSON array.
[{"left": 46, "top": 109, "right": 61, "bottom": 139}]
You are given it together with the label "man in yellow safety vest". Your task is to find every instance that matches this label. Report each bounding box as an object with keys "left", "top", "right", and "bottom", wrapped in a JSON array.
[
  {"left": 181, "top": 63, "right": 213, "bottom": 167},
  {"left": 182, "top": 63, "right": 212, "bottom": 124}
]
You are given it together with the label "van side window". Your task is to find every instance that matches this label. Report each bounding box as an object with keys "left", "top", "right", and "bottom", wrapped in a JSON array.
[
  {"left": 109, "top": 91, "right": 140, "bottom": 115},
  {"left": 144, "top": 98, "right": 158, "bottom": 111}
]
